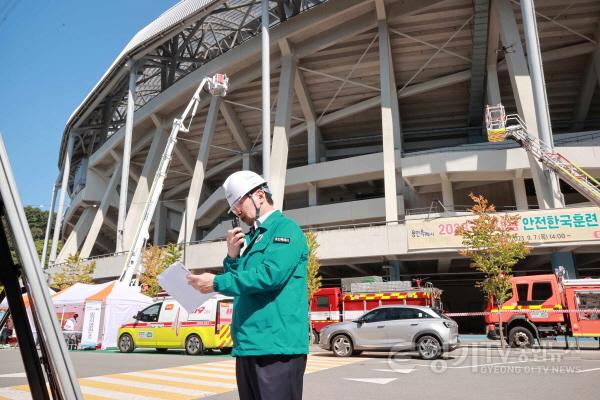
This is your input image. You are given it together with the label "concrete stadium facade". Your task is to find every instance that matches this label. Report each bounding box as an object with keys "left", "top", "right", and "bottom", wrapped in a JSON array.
[{"left": 45, "top": 0, "right": 600, "bottom": 321}]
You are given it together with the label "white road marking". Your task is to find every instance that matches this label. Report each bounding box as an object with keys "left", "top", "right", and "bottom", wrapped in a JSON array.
[
  {"left": 372, "top": 368, "right": 416, "bottom": 374},
  {"left": 85, "top": 375, "right": 222, "bottom": 396},
  {"left": 577, "top": 367, "right": 600, "bottom": 373},
  {"left": 0, "top": 387, "right": 31, "bottom": 399},
  {"left": 344, "top": 378, "right": 397, "bottom": 384},
  {"left": 0, "top": 373, "right": 27, "bottom": 378},
  {"left": 79, "top": 385, "right": 164, "bottom": 400}
]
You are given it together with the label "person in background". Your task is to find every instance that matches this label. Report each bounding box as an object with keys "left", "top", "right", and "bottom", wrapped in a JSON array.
[
  {"left": 0, "top": 315, "right": 13, "bottom": 346},
  {"left": 187, "top": 170, "right": 309, "bottom": 400},
  {"left": 63, "top": 313, "right": 78, "bottom": 331}
]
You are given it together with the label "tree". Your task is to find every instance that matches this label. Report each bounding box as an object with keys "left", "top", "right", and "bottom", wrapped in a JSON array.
[
  {"left": 139, "top": 244, "right": 182, "bottom": 297},
  {"left": 305, "top": 231, "right": 322, "bottom": 343},
  {"left": 24, "top": 206, "right": 49, "bottom": 241},
  {"left": 455, "top": 194, "right": 529, "bottom": 349},
  {"left": 50, "top": 253, "right": 96, "bottom": 290},
  {"left": 305, "top": 231, "right": 322, "bottom": 300}
]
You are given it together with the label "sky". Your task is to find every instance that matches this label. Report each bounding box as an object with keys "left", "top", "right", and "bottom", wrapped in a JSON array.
[{"left": 0, "top": 0, "right": 173, "bottom": 209}]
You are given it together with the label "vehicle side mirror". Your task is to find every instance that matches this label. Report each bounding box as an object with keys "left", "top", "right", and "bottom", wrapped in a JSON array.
[
  {"left": 353, "top": 318, "right": 363, "bottom": 326},
  {"left": 134, "top": 312, "right": 142, "bottom": 320}
]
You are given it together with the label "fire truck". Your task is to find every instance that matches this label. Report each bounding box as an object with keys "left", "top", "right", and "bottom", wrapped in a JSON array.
[
  {"left": 310, "top": 279, "right": 443, "bottom": 343},
  {"left": 486, "top": 269, "right": 600, "bottom": 347}
]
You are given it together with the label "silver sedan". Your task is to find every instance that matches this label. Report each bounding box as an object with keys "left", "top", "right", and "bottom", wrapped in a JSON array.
[{"left": 318, "top": 305, "right": 459, "bottom": 360}]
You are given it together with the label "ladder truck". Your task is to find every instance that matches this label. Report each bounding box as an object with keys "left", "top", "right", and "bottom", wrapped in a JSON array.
[
  {"left": 118, "top": 74, "right": 229, "bottom": 286},
  {"left": 485, "top": 104, "right": 600, "bottom": 207}
]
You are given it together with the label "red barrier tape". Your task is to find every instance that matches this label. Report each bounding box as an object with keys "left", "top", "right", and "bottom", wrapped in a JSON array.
[{"left": 445, "top": 309, "right": 600, "bottom": 317}]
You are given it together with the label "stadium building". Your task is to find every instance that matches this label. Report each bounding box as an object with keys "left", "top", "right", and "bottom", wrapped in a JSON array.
[{"left": 45, "top": 0, "right": 600, "bottom": 329}]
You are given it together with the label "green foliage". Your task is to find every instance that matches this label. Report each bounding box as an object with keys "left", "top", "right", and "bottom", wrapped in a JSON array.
[
  {"left": 305, "top": 231, "right": 322, "bottom": 300},
  {"left": 455, "top": 194, "right": 529, "bottom": 305},
  {"left": 139, "top": 244, "right": 182, "bottom": 297},
  {"left": 50, "top": 252, "right": 96, "bottom": 290},
  {"left": 24, "top": 206, "right": 49, "bottom": 241}
]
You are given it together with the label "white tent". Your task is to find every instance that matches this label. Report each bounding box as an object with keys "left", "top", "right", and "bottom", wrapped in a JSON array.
[
  {"left": 52, "top": 281, "right": 153, "bottom": 349},
  {"left": 0, "top": 287, "right": 56, "bottom": 310}
]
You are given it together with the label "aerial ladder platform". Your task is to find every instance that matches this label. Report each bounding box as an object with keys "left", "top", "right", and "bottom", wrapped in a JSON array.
[
  {"left": 118, "top": 73, "right": 229, "bottom": 286},
  {"left": 485, "top": 104, "right": 600, "bottom": 208}
]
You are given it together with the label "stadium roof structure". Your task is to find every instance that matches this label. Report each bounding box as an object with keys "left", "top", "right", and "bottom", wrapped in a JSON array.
[{"left": 50, "top": 0, "right": 600, "bottom": 264}]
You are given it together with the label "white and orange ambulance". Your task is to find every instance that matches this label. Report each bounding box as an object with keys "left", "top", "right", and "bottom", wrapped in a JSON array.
[{"left": 117, "top": 295, "right": 233, "bottom": 355}]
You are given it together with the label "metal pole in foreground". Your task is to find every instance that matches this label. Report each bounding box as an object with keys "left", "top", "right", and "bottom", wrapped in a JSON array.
[
  {"left": 117, "top": 59, "right": 137, "bottom": 252},
  {"left": 261, "top": 0, "right": 271, "bottom": 183}
]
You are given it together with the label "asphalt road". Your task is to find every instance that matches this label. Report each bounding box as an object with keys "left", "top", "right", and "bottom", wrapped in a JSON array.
[{"left": 2, "top": 340, "right": 600, "bottom": 399}]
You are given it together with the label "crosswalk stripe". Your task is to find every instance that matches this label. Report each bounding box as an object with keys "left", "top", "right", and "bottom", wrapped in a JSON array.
[
  {"left": 85, "top": 376, "right": 217, "bottom": 398},
  {"left": 79, "top": 385, "right": 164, "bottom": 400},
  {"left": 177, "top": 364, "right": 236, "bottom": 374},
  {"left": 153, "top": 368, "right": 237, "bottom": 383},
  {"left": 79, "top": 379, "right": 192, "bottom": 400},
  {"left": 109, "top": 371, "right": 236, "bottom": 393},
  {"left": 126, "top": 371, "right": 235, "bottom": 386},
  {"left": 0, "top": 388, "right": 31, "bottom": 400},
  {"left": 0, "top": 354, "right": 369, "bottom": 399}
]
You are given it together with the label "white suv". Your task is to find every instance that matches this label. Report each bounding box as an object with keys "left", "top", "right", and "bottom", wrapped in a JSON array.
[{"left": 318, "top": 305, "right": 459, "bottom": 360}]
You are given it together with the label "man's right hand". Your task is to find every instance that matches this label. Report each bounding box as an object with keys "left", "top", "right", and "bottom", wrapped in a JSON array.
[{"left": 227, "top": 227, "right": 245, "bottom": 258}]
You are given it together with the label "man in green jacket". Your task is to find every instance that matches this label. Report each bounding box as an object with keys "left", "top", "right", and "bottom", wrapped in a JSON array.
[{"left": 187, "top": 170, "right": 309, "bottom": 400}]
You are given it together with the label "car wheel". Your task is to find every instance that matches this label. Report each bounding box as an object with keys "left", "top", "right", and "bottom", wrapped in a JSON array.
[
  {"left": 416, "top": 335, "right": 442, "bottom": 360},
  {"left": 311, "top": 330, "right": 320, "bottom": 344},
  {"left": 118, "top": 334, "right": 135, "bottom": 353},
  {"left": 509, "top": 326, "right": 534, "bottom": 348},
  {"left": 331, "top": 334, "right": 354, "bottom": 357},
  {"left": 155, "top": 348, "right": 168, "bottom": 353},
  {"left": 185, "top": 334, "right": 204, "bottom": 355}
]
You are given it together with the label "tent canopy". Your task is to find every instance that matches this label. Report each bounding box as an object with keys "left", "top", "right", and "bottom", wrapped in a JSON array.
[{"left": 50, "top": 281, "right": 152, "bottom": 306}]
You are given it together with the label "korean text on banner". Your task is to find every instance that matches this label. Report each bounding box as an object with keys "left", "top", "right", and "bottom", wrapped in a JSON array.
[{"left": 406, "top": 207, "right": 600, "bottom": 250}]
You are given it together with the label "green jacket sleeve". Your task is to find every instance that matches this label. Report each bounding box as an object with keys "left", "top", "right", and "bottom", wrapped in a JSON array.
[
  {"left": 214, "top": 222, "right": 305, "bottom": 296},
  {"left": 222, "top": 256, "right": 240, "bottom": 273}
]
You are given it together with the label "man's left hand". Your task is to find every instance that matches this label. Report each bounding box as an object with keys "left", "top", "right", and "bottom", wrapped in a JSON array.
[{"left": 187, "top": 273, "right": 216, "bottom": 293}]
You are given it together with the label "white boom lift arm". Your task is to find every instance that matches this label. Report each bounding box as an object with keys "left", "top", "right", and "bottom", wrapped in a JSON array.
[
  {"left": 119, "top": 74, "right": 229, "bottom": 286},
  {"left": 485, "top": 104, "right": 600, "bottom": 207}
]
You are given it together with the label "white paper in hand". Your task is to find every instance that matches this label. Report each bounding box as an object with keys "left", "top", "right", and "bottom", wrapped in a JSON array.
[{"left": 157, "top": 262, "right": 214, "bottom": 313}]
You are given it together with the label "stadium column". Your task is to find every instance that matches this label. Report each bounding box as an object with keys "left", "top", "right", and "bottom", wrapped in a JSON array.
[
  {"left": 54, "top": 207, "right": 96, "bottom": 264},
  {"left": 117, "top": 59, "right": 137, "bottom": 252},
  {"left": 153, "top": 195, "right": 167, "bottom": 246},
  {"left": 79, "top": 162, "right": 122, "bottom": 258},
  {"left": 49, "top": 134, "right": 74, "bottom": 264},
  {"left": 295, "top": 68, "right": 320, "bottom": 206},
  {"left": 122, "top": 124, "right": 169, "bottom": 249},
  {"left": 513, "top": 168, "right": 528, "bottom": 211},
  {"left": 40, "top": 181, "right": 59, "bottom": 267},
  {"left": 492, "top": 0, "right": 562, "bottom": 210},
  {"left": 440, "top": 173, "right": 454, "bottom": 210},
  {"left": 178, "top": 96, "right": 221, "bottom": 244},
  {"left": 377, "top": 1, "right": 403, "bottom": 224},
  {"left": 270, "top": 39, "right": 296, "bottom": 211},
  {"left": 520, "top": 0, "right": 564, "bottom": 208}
]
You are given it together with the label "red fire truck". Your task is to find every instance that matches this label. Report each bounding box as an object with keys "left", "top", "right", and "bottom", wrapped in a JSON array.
[
  {"left": 310, "top": 280, "right": 443, "bottom": 343},
  {"left": 486, "top": 270, "right": 600, "bottom": 347}
]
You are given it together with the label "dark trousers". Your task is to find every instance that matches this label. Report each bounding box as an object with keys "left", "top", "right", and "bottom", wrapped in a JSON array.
[{"left": 236, "top": 354, "right": 307, "bottom": 400}]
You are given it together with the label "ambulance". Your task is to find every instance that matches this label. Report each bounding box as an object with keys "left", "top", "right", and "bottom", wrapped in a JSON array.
[{"left": 117, "top": 294, "right": 233, "bottom": 355}]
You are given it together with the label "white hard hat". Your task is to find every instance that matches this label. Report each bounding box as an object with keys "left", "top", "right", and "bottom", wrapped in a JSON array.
[{"left": 222, "top": 170, "right": 268, "bottom": 211}]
